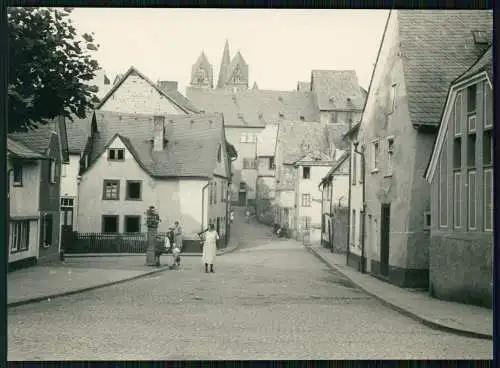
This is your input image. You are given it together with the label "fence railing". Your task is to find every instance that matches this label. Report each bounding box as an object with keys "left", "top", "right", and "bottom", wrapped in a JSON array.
[{"left": 63, "top": 232, "right": 227, "bottom": 254}]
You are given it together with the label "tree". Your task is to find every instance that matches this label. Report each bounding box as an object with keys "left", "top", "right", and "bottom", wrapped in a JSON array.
[{"left": 7, "top": 7, "right": 100, "bottom": 132}]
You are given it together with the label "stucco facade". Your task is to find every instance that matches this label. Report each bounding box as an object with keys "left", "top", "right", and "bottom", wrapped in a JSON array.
[
  {"left": 98, "top": 73, "right": 185, "bottom": 115},
  {"left": 225, "top": 126, "right": 263, "bottom": 206},
  {"left": 357, "top": 12, "right": 431, "bottom": 287},
  {"left": 77, "top": 135, "right": 229, "bottom": 239},
  {"left": 294, "top": 163, "right": 332, "bottom": 243}
]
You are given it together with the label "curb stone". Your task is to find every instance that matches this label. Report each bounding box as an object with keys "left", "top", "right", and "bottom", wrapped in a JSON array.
[
  {"left": 8, "top": 266, "right": 170, "bottom": 309},
  {"left": 306, "top": 245, "right": 492, "bottom": 341}
]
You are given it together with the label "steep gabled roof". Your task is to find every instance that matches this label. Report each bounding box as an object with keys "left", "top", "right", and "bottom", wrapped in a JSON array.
[
  {"left": 311, "top": 70, "right": 366, "bottom": 111},
  {"left": 9, "top": 123, "right": 56, "bottom": 155},
  {"left": 8, "top": 137, "right": 50, "bottom": 160},
  {"left": 294, "top": 151, "right": 333, "bottom": 165},
  {"left": 396, "top": 10, "right": 492, "bottom": 126},
  {"left": 186, "top": 88, "right": 320, "bottom": 127},
  {"left": 225, "top": 51, "right": 248, "bottom": 85},
  {"left": 343, "top": 122, "right": 361, "bottom": 141},
  {"left": 191, "top": 51, "right": 214, "bottom": 88},
  {"left": 156, "top": 82, "right": 201, "bottom": 113},
  {"left": 86, "top": 111, "right": 225, "bottom": 179},
  {"left": 217, "top": 40, "right": 231, "bottom": 89},
  {"left": 95, "top": 66, "right": 196, "bottom": 113},
  {"left": 65, "top": 114, "right": 94, "bottom": 155},
  {"left": 320, "top": 150, "right": 350, "bottom": 186},
  {"left": 424, "top": 47, "right": 493, "bottom": 182},
  {"left": 275, "top": 121, "right": 331, "bottom": 190}
]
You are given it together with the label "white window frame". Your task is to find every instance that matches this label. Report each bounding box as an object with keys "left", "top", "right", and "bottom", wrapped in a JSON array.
[
  {"left": 371, "top": 139, "right": 380, "bottom": 173},
  {"left": 439, "top": 148, "right": 448, "bottom": 228},
  {"left": 386, "top": 136, "right": 394, "bottom": 176},
  {"left": 61, "top": 163, "right": 68, "bottom": 177},
  {"left": 467, "top": 170, "right": 477, "bottom": 230},
  {"left": 453, "top": 171, "right": 462, "bottom": 228},
  {"left": 240, "top": 133, "right": 248, "bottom": 143},
  {"left": 301, "top": 193, "right": 311, "bottom": 207},
  {"left": 467, "top": 114, "right": 476, "bottom": 133},
  {"left": 454, "top": 92, "right": 463, "bottom": 136},
  {"left": 484, "top": 168, "right": 493, "bottom": 231},
  {"left": 389, "top": 83, "right": 397, "bottom": 114},
  {"left": 10, "top": 220, "right": 30, "bottom": 253},
  {"left": 108, "top": 148, "right": 125, "bottom": 161},
  {"left": 484, "top": 82, "right": 493, "bottom": 128}
]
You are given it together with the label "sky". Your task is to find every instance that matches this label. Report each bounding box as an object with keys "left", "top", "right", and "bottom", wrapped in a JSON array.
[{"left": 69, "top": 9, "right": 389, "bottom": 94}]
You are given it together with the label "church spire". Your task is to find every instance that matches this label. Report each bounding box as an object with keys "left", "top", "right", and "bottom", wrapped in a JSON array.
[
  {"left": 190, "top": 51, "right": 213, "bottom": 88},
  {"left": 217, "top": 39, "right": 231, "bottom": 89}
]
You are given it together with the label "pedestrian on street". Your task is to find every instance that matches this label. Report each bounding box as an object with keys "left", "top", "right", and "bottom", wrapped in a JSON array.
[
  {"left": 201, "top": 223, "right": 219, "bottom": 273},
  {"left": 230, "top": 210, "right": 234, "bottom": 224},
  {"left": 245, "top": 209, "right": 251, "bottom": 223},
  {"left": 174, "top": 221, "right": 183, "bottom": 251}
]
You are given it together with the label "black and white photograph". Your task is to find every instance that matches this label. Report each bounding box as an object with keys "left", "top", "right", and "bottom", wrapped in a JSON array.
[{"left": 6, "top": 7, "right": 493, "bottom": 360}]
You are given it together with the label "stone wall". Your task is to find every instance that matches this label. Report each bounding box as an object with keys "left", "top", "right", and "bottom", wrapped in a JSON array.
[{"left": 430, "top": 231, "right": 492, "bottom": 308}]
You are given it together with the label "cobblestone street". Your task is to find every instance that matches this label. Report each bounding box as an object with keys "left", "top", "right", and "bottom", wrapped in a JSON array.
[{"left": 8, "top": 217, "right": 492, "bottom": 360}]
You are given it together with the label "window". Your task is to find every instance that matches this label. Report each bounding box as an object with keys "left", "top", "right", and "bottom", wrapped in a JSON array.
[
  {"left": 453, "top": 172, "right": 462, "bottom": 228},
  {"left": 303, "top": 166, "right": 311, "bottom": 179},
  {"left": 269, "top": 157, "right": 275, "bottom": 170},
  {"left": 484, "top": 168, "right": 493, "bottom": 231},
  {"left": 108, "top": 148, "right": 125, "bottom": 161},
  {"left": 279, "top": 113, "right": 284, "bottom": 119},
  {"left": 41, "top": 214, "right": 53, "bottom": 246},
  {"left": 10, "top": 221, "right": 30, "bottom": 253},
  {"left": 453, "top": 137, "right": 462, "bottom": 169},
  {"left": 12, "top": 162, "right": 22, "bottom": 186},
  {"left": 221, "top": 180, "right": 225, "bottom": 202},
  {"left": 468, "top": 115, "right": 476, "bottom": 132},
  {"left": 351, "top": 210, "right": 356, "bottom": 245},
  {"left": 439, "top": 141, "right": 448, "bottom": 227},
  {"left": 468, "top": 171, "right": 477, "bottom": 230},
  {"left": 124, "top": 215, "right": 141, "bottom": 233},
  {"left": 467, "top": 134, "right": 476, "bottom": 167},
  {"left": 240, "top": 133, "right": 248, "bottom": 143},
  {"left": 371, "top": 140, "right": 380, "bottom": 171},
  {"left": 49, "top": 160, "right": 56, "bottom": 183},
  {"left": 330, "top": 112, "right": 337, "bottom": 124},
  {"left": 102, "top": 215, "right": 119, "bottom": 233},
  {"left": 387, "top": 137, "right": 394, "bottom": 175},
  {"left": 243, "top": 158, "right": 256, "bottom": 169},
  {"left": 61, "top": 163, "right": 68, "bottom": 177},
  {"left": 103, "top": 180, "right": 120, "bottom": 200},
  {"left": 467, "top": 84, "right": 476, "bottom": 113},
  {"left": 484, "top": 82, "right": 492, "bottom": 128},
  {"left": 352, "top": 154, "right": 357, "bottom": 184},
  {"left": 60, "top": 197, "right": 74, "bottom": 226},
  {"left": 301, "top": 194, "right": 311, "bottom": 207},
  {"left": 359, "top": 151, "right": 364, "bottom": 183},
  {"left": 423, "top": 211, "right": 431, "bottom": 230},
  {"left": 454, "top": 93, "right": 462, "bottom": 135},
  {"left": 126, "top": 181, "right": 142, "bottom": 200},
  {"left": 240, "top": 182, "right": 246, "bottom": 190},
  {"left": 483, "top": 130, "right": 492, "bottom": 166},
  {"left": 61, "top": 197, "right": 74, "bottom": 207},
  {"left": 389, "top": 83, "right": 397, "bottom": 113}
]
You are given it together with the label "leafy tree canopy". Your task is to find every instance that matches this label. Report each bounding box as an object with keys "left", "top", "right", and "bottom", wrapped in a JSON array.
[{"left": 8, "top": 7, "right": 100, "bottom": 132}]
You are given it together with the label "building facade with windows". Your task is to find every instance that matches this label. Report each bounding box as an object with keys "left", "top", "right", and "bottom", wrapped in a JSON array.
[
  {"left": 76, "top": 111, "right": 231, "bottom": 246},
  {"left": 8, "top": 118, "right": 69, "bottom": 269},
  {"left": 424, "top": 46, "right": 493, "bottom": 308},
  {"left": 355, "top": 10, "right": 492, "bottom": 288},
  {"left": 294, "top": 153, "right": 335, "bottom": 243}
]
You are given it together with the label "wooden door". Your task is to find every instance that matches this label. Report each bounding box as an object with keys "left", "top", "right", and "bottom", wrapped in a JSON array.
[{"left": 380, "top": 204, "right": 391, "bottom": 277}]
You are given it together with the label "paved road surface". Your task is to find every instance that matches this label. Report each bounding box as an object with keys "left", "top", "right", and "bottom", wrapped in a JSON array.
[{"left": 8, "top": 212, "right": 492, "bottom": 360}]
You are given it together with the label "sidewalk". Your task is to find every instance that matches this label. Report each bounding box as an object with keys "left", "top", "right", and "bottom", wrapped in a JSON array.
[
  {"left": 307, "top": 243, "right": 493, "bottom": 340},
  {"left": 8, "top": 238, "right": 241, "bottom": 308}
]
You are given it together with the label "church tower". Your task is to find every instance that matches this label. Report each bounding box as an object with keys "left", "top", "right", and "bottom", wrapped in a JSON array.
[
  {"left": 223, "top": 51, "right": 249, "bottom": 91},
  {"left": 190, "top": 51, "right": 213, "bottom": 89},
  {"left": 217, "top": 40, "right": 231, "bottom": 89}
]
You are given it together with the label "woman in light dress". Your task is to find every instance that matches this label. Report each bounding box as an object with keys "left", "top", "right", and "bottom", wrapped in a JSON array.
[{"left": 201, "top": 223, "right": 219, "bottom": 273}]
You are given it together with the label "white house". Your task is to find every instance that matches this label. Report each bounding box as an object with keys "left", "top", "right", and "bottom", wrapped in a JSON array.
[
  {"left": 76, "top": 111, "right": 231, "bottom": 249},
  {"left": 293, "top": 152, "right": 334, "bottom": 243},
  {"left": 255, "top": 124, "right": 279, "bottom": 224}
]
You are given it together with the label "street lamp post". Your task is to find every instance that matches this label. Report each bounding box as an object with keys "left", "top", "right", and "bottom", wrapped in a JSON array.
[{"left": 145, "top": 205, "right": 161, "bottom": 267}]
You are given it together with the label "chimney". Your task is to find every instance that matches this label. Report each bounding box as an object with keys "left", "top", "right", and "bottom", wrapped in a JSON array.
[
  {"left": 158, "top": 81, "right": 178, "bottom": 92},
  {"left": 153, "top": 115, "right": 165, "bottom": 151}
]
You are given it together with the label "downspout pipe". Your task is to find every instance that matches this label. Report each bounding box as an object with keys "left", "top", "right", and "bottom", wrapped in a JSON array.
[
  {"left": 319, "top": 181, "right": 324, "bottom": 247},
  {"left": 329, "top": 176, "right": 334, "bottom": 253},
  {"left": 353, "top": 142, "right": 366, "bottom": 274},
  {"left": 201, "top": 182, "right": 210, "bottom": 232}
]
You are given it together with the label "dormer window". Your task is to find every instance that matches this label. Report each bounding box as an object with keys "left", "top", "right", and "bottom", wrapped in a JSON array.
[
  {"left": 12, "top": 162, "right": 23, "bottom": 186},
  {"left": 299, "top": 115, "right": 305, "bottom": 121},
  {"left": 472, "top": 30, "right": 489, "bottom": 44},
  {"left": 108, "top": 148, "right": 125, "bottom": 161},
  {"left": 279, "top": 113, "right": 284, "bottom": 119}
]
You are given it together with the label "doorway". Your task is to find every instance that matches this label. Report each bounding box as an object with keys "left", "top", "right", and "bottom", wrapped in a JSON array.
[
  {"left": 380, "top": 203, "right": 391, "bottom": 277},
  {"left": 238, "top": 191, "right": 247, "bottom": 207}
]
